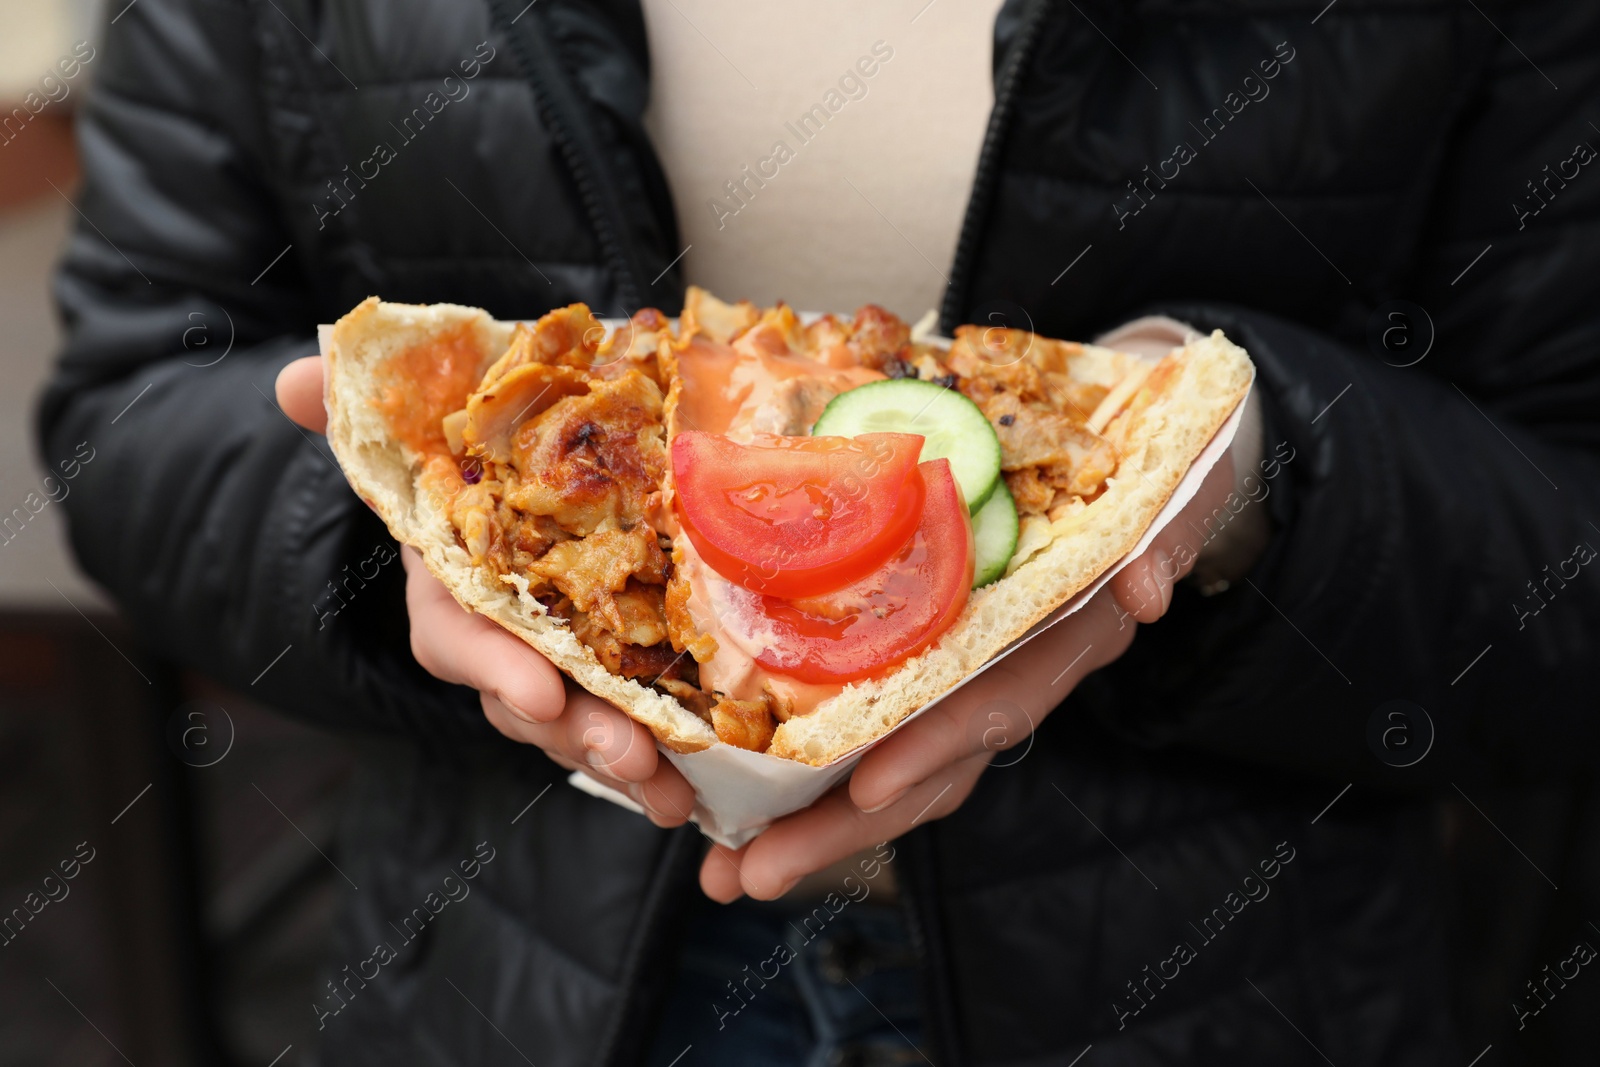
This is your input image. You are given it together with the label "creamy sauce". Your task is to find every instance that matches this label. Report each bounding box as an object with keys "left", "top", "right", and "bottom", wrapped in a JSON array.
[
  {"left": 375, "top": 324, "right": 488, "bottom": 455},
  {"left": 676, "top": 542, "right": 845, "bottom": 717},
  {"left": 673, "top": 330, "right": 883, "bottom": 440},
  {"left": 669, "top": 326, "right": 886, "bottom": 716}
]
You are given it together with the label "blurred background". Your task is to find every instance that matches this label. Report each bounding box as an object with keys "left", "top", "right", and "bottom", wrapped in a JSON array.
[
  {"left": 1, "top": 2, "right": 1596, "bottom": 1065},
  {"left": 1, "top": 4, "right": 353, "bottom": 1064}
]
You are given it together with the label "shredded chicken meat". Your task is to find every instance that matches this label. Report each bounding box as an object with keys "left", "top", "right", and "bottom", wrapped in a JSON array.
[
  {"left": 502, "top": 373, "right": 667, "bottom": 536},
  {"left": 418, "top": 291, "right": 1145, "bottom": 751},
  {"left": 433, "top": 306, "right": 699, "bottom": 706},
  {"left": 941, "top": 325, "right": 1127, "bottom": 516}
]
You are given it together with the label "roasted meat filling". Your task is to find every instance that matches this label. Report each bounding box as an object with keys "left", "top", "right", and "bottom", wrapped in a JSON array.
[
  {"left": 528, "top": 526, "right": 668, "bottom": 635},
  {"left": 546, "top": 590, "right": 680, "bottom": 679},
  {"left": 434, "top": 306, "right": 691, "bottom": 712},
  {"left": 420, "top": 292, "right": 1141, "bottom": 751},
  {"left": 503, "top": 373, "right": 667, "bottom": 536},
  {"left": 940, "top": 326, "right": 1124, "bottom": 516},
  {"left": 710, "top": 696, "right": 778, "bottom": 753}
]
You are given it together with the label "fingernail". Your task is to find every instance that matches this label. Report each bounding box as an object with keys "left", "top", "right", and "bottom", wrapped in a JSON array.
[
  {"left": 626, "top": 782, "right": 657, "bottom": 815},
  {"left": 500, "top": 692, "right": 537, "bottom": 722},
  {"left": 585, "top": 749, "right": 613, "bottom": 775},
  {"left": 861, "top": 786, "right": 909, "bottom": 814}
]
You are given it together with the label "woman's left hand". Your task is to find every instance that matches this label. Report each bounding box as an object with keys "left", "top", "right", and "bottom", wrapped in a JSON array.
[{"left": 700, "top": 426, "right": 1262, "bottom": 901}]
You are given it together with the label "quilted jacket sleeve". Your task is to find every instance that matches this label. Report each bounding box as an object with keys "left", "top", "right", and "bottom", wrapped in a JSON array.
[
  {"left": 1084, "top": 21, "right": 1600, "bottom": 789},
  {"left": 37, "top": 0, "right": 493, "bottom": 744},
  {"left": 1085, "top": 298, "right": 1600, "bottom": 790}
]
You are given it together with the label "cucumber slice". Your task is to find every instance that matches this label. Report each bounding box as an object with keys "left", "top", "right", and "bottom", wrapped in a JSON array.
[
  {"left": 812, "top": 378, "right": 1003, "bottom": 512},
  {"left": 971, "top": 479, "right": 1019, "bottom": 587}
]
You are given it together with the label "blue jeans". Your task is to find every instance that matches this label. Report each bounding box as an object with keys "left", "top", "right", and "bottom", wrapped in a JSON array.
[{"left": 645, "top": 893, "right": 925, "bottom": 1067}]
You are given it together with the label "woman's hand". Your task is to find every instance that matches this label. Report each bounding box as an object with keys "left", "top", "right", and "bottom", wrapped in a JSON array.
[
  {"left": 274, "top": 355, "right": 697, "bottom": 827},
  {"left": 700, "top": 429, "right": 1262, "bottom": 901}
]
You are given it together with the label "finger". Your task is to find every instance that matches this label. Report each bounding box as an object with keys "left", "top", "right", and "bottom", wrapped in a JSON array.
[
  {"left": 699, "top": 842, "right": 750, "bottom": 903},
  {"left": 568, "top": 756, "right": 696, "bottom": 831},
  {"left": 522, "top": 746, "right": 693, "bottom": 831},
  {"left": 560, "top": 689, "right": 664, "bottom": 782},
  {"left": 479, "top": 692, "right": 551, "bottom": 746},
  {"left": 478, "top": 683, "right": 672, "bottom": 789},
  {"left": 849, "top": 614, "right": 1115, "bottom": 812},
  {"left": 473, "top": 684, "right": 649, "bottom": 777},
  {"left": 632, "top": 765, "right": 696, "bottom": 829},
  {"left": 479, "top": 689, "right": 684, "bottom": 810},
  {"left": 740, "top": 785, "right": 871, "bottom": 899},
  {"left": 847, "top": 698, "right": 971, "bottom": 814},
  {"left": 403, "top": 547, "right": 566, "bottom": 721},
  {"left": 574, "top": 772, "right": 690, "bottom": 830},
  {"left": 275, "top": 355, "right": 327, "bottom": 433},
  {"left": 737, "top": 757, "right": 987, "bottom": 900},
  {"left": 1111, "top": 453, "right": 1235, "bottom": 623}
]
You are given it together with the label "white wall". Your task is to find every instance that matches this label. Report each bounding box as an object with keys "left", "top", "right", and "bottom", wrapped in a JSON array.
[
  {"left": 0, "top": 198, "right": 107, "bottom": 608},
  {"left": 0, "top": 0, "right": 110, "bottom": 608},
  {"left": 0, "top": 0, "right": 102, "bottom": 100}
]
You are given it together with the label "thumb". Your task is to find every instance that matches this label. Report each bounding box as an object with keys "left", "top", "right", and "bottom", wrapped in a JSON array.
[
  {"left": 1110, "top": 452, "right": 1234, "bottom": 623},
  {"left": 276, "top": 355, "right": 327, "bottom": 433},
  {"left": 402, "top": 547, "right": 567, "bottom": 721}
]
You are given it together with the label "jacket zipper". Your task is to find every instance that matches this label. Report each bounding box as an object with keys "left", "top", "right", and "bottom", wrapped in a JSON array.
[
  {"left": 486, "top": 0, "right": 651, "bottom": 314},
  {"left": 911, "top": 16, "right": 1054, "bottom": 1057},
  {"left": 593, "top": 826, "right": 704, "bottom": 1067},
  {"left": 900, "top": 826, "right": 970, "bottom": 1066},
  {"left": 940, "top": 0, "right": 1052, "bottom": 333},
  {"left": 898, "top": 869, "right": 937, "bottom": 1053}
]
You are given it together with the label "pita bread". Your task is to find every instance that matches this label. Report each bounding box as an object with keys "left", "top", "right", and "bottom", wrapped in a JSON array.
[{"left": 324, "top": 295, "right": 1253, "bottom": 765}]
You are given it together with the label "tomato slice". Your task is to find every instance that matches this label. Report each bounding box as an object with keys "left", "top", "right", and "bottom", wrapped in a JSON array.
[
  {"left": 728, "top": 459, "right": 973, "bottom": 684},
  {"left": 673, "top": 431, "right": 927, "bottom": 598}
]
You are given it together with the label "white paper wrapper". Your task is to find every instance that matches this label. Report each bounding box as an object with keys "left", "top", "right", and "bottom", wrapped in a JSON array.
[{"left": 578, "top": 374, "right": 1254, "bottom": 847}]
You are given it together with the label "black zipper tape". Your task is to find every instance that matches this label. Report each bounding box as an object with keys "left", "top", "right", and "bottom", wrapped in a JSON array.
[
  {"left": 940, "top": 0, "right": 1052, "bottom": 334},
  {"left": 486, "top": 0, "right": 650, "bottom": 313}
]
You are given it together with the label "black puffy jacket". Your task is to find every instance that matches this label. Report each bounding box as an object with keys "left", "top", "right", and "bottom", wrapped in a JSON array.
[{"left": 39, "top": 0, "right": 1600, "bottom": 1064}]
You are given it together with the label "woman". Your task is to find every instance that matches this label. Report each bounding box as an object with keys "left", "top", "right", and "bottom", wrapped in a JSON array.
[{"left": 42, "top": 0, "right": 1600, "bottom": 1063}]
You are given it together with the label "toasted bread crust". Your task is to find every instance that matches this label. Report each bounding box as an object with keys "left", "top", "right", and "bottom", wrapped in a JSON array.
[{"left": 325, "top": 297, "right": 716, "bottom": 753}]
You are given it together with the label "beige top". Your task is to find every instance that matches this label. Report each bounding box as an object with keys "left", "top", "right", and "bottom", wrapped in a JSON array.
[
  {"left": 639, "top": 3, "right": 1002, "bottom": 900},
  {"left": 639, "top": 0, "right": 1006, "bottom": 321}
]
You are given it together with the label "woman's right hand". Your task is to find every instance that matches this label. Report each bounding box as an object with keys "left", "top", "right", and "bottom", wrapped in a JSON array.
[{"left": 276, "top": 354, "right": 696, "bottom": 828}]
